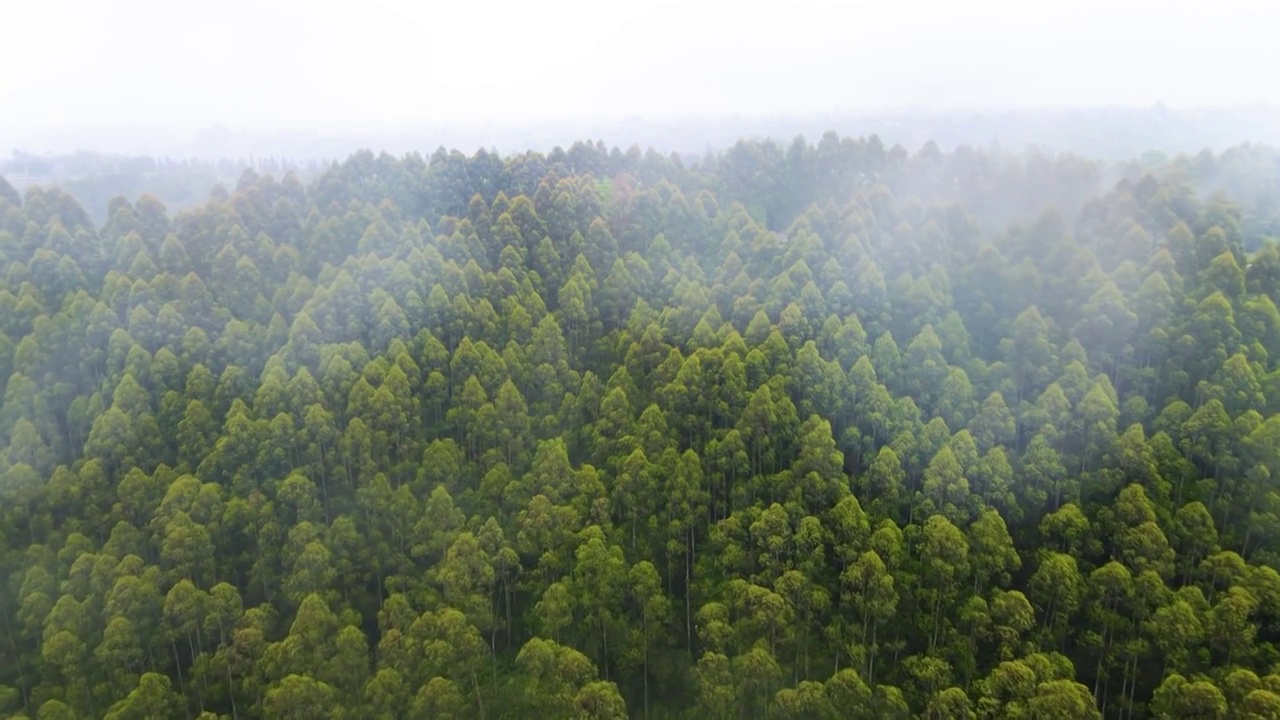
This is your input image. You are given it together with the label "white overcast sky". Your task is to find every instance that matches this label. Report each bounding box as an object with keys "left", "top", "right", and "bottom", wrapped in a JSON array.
[{"left": 1, "top": 0, "right": 1277, "bottom": 139}]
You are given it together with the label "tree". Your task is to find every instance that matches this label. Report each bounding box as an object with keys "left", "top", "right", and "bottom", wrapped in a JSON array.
[
  {"left": 693, "top": 652, "right": 736, "bottom": 718},
  {"left": 1027, "top": 679, "right": 1102, "bottom": 719},
  {"left": 919, "top": 514, "right": 970, "bottom": 652},
  {"left": 263, "top": 674, "right": 338, "bottom": 720},
  {"left": 919, "top": 445, "right": 972, "bottom": 525},
  {"left": 515, "top": 637, "right": 602, "bottom": 717},
  {"left": 8, "top": 122, "right": 1280, "bottom": 720},
  {"left": 102, "top": 672, "right": 184, "bottom": 720},
  {"left": 626, "top": 560, "right": 668, "bottom": 716},
  {"left": 572, "top": 527, "right": 628, "bottom": 677},
  {"left": 969, "top": 508, "right": 1020, "bottom": 594},
  {"left": 362, "top": 668, "right": 410, "bottom": 720},
  {"left": 1151, "top": 674, "right": 1227, "bottom": 719},
  {"left": 420, "top": 608, "right": 491, "bottom": 716},
  {"left": 1029, "top": 552, "right": 1083, "bottom": 640},
  {"left": 842, "top": 548, "right": 897, "bottom": 681},
  {"left": 572, "top": 681, "right": 628, "bottom": 720}
]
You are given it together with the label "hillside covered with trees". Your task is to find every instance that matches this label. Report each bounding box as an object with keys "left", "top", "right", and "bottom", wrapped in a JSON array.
[{"left": 2, "top": 133, "right": 1280, "bottom": 719}]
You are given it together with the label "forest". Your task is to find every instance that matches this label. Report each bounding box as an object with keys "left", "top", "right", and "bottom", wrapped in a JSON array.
[{"left": 1, "top": 132, "right": 1280, "bottom": 719}]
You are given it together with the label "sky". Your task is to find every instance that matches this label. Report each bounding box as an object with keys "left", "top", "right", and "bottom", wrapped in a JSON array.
[{"left": 2, "top": 0, "right": 1278, "bottom": 148}]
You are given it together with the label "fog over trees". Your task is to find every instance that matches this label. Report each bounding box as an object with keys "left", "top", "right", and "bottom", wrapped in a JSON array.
[
  {"left": 5, "top": 0, "right": 1280, "bottom": 717},
  {"left": 2, "top": 130, "right": 1280, "bottom": 718}
]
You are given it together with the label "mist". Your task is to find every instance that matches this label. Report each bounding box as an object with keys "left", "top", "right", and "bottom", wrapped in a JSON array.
[
  {"left": 7, "top": 2, "right": 1280, "bottom": 717},
  {"left": 4, "top": 0, "right": 1280, "bottom": 157}
]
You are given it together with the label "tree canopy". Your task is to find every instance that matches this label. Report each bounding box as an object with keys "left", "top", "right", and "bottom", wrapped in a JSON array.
[{"left": 1, "top": 134, "right": 1280, "bottom": 718}]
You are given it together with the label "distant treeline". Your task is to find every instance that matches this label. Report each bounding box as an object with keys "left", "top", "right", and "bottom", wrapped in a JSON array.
[{"left": 2, "top": 152, "right": 329, "bottom": 225}]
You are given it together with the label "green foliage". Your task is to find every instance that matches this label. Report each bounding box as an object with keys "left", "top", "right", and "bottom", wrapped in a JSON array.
[{"left": 0, "top": 136, "right": 1278, "bottom": 719}]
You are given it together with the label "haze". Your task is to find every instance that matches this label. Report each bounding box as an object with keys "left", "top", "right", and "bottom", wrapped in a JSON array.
[{"left": 2, "top": 0, "right": 1278, "bottom": 154}]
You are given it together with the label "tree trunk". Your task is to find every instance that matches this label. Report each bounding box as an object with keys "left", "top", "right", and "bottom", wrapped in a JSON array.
[
  {"left": 472, "top": 669, "right": 485, "bottom": 720},
  {"left": 226, "top": 663, "right": 239, "bottom": 720},
  {"left": 643, "top": 613, "right": 650, "bottom": 718},
  {"left": 687, "top": 525, "right": 695, "bottom": 656},
  {"left": 171, "top": 639, "right": 186, "bottom": 696},
  {"left": 601, "top": 615, "right": 610, "bottom": 679}
]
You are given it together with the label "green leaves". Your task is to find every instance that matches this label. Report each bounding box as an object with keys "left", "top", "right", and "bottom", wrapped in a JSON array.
[{"left": 8, "top": 128, "right": 1280, "bottom": 720}]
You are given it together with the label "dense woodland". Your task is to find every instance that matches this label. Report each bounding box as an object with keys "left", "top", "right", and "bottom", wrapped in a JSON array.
[
  {"left": 2, "top": 133, "right": 1280, "bottom": 719},
  {"left": 1, "top": 152, "right": 325, "bottom": 227}
]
